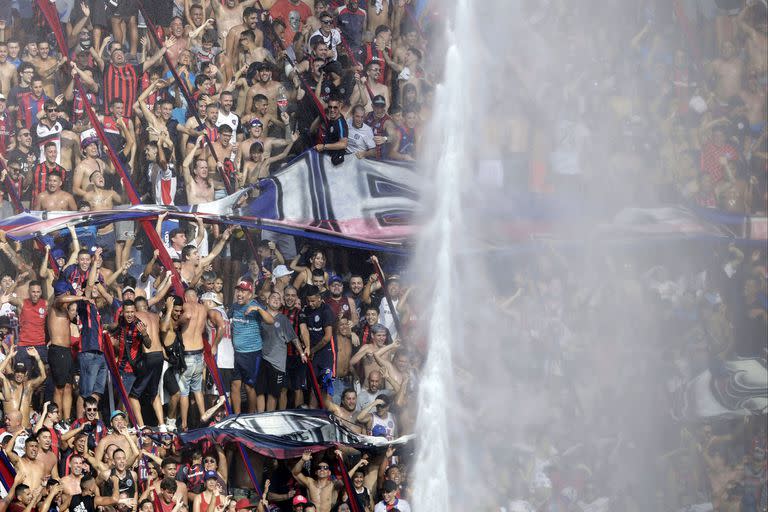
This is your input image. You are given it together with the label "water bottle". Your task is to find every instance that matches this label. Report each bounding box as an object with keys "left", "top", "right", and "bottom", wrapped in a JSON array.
[{"left": 277, "top": 87, "right": 288, "bottom": 113}]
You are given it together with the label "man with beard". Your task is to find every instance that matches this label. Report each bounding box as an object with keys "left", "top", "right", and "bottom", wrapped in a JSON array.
[
  {"left": 325, "top": 276, "right": 358, "bottom": 323},
  {"left": 326, "top": 388, "right": 362, "bottom": 434},
  {"left": 221, "top": 6, "right": 265, "bottom": 61},
  {"left": 0, "top": 346, "right": 46, "bottom": 426},
  {"left": 257, "top": 292, "right": 304, "bottom": 412},
  {"left": 246, "top": 63, "right": 283, "bottom": 120},
  {"left": 4, "top": 435, "right": 50, "bottom": 491}
]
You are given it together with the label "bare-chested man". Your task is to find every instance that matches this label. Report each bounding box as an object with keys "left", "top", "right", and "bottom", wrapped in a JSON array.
[
  {"left": 129, "top": 296, "right": 167, "bottom": 428},
  {"left": 0, "top": 42, "right": 17, "bottom": 95},
  {"left": 204, "top": 125, "right": 238, "bottom": 194},
  {"left": 740, "top": 72, "right": 768, "bottom": 135},
  {"left": 72, "top": 138, "right": 107, "bottom": 200},
  {"left": 349, "top": 324, "right": 389, "bottom": 383},
  {"left": 34, "top": 429, "right": 59, "bottom": 480},
  {"left": 176, "top": 287, "right": 209, "bottom": 431},
  {"left": 48, "top": 293, "right": 81, "bottom": 422},
  {"left": 28, "top": 40, "right": 63, "bottom": 98},
  {"left": 82, "top": 171, "right": 121, "bottom": 211},
  {"left": 94, "top": 411, "right": 139, "bottom": 469},
  {"left": 235, "top": 29, "right": 273, "bottom": 74},
  {"left": 292, "top": 450, "right": 343, "bottom": 512},
  {"left": 218, "top": 3, "right": 264, "bottom": 58},
  {"left": 326, "top": 388, "right": 363, "bottom": 434},
  {"left": 708, "top": 41, "right": 744, "bottom": 104},
  {"left": 32, "top": 170, "right": 77, "bottom": 212},
  {"left": 179, "top": 230, "right": 232, "bottom": 287},
  {"left": 61, "top": 453, "right": 86, "bottom": 496},
  {"left": 737, "top": 3, "right": 768, "bottom": 77},
  {"left": 6, "top": 434, "right": 52, "bottom": 491},
  {"left": 183, "top": 139, "right": 217, "bottom": 208},
  {"left": 0, "top": 346, "right": 46, "bottom": 427},
  {"left": 152, "top": 460, "right": 188, "bottom": 504},
  {"left": 246, "top": 63, "right": 283, "bottom": 118}
]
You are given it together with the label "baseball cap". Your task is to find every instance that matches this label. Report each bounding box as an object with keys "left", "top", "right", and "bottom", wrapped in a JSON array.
[
  {"left": 13, "top": 362, "right": 26, "bottom": 373},
  {"left": 51, "top": 248, "right": 66, "bottom": 261},
  {"left": 292, "top": 495, "right": 308, "bottom": 506},
  {"left": 204, "top": 470, "right": 218, "bottom": 481},
  {"left": 53, "top": 280, "right": 74, "bottom": 297},
  {"left": 371, "top": 424, "right": 388, "bottom": 437},
  {"left": 0, "top": 94, "right": 6, "bottom": 101},
  {"left": 122, "top": 286, "right": 136, "bottom": 295},
  {"left": 0, "top": 316, "right": 11, "bottom": 329},
  {"left": 110, "top": 410, "right": 126, "bottom": 422},
  {"left": 249, "top": 118, "right": 263, "bottom": 128},
  {"left": 272, "top": 265, "right": 294, "bottom": 279},
  {"left": 235, "top": 498, "right": 257, "bottom": 510},
  {"left": 328, "top": 275, "right": 343, "bottom": 285},
  {"left": 200, "top": 292, "right": 222, "bottom": 305},
  {"left": 372, "top": 95, "right": 387, "bottom": 107},
  {"left": 80, "top": 136, "right": 99, "bottom": 150},
  {"left": 235, "top": 280, "right": 253, "bottom": 292}
]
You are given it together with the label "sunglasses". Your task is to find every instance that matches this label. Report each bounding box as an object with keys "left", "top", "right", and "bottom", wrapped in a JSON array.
[
  {"left": 327, "top": 106, "right": 339, "bottom": 110},
  {"left": 321, "top": 19, "right": 332, "bottom": 24},
  {"left": 86, "top": 408, "right": 97, "bottom": 412},
  {"left": 46, "top": 108, "right": 57, "bottom": 113},
  {"left": 204, "top": 458, "right": 216, "bottom": 463},
  {"left": 317, "top": 465, "right": 330, "bottom": 470}
]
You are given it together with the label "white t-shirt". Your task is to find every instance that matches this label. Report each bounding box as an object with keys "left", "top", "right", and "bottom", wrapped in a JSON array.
[
  {"left": 217, "top": 111, "right": 240, "bottom": 135},
  {"left": 310, "top": 28, "right": 342, "bottom": 60},
  {"left": 346, "top": 120, "right": 376, "bottom": 154}
]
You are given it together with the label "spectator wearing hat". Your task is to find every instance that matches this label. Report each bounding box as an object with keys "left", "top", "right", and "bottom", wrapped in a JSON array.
[
  {"left": 192, "top": 470, "right": 227, "bottom": 512},
  {"left": 357, "top": 393, "right": 397, "bottom": 440},
  {"left": 364, "top": 95, "right": 396, "bottom": 159},
  {"left": 230, "top": 278, "right": 275, "bottom": 414},
  {"left": 292, "top": 494, "right": 309, "bottom": 510},
  {"left": 271, "top": 264, "right": 295, "bottom": 296},
  {"left": 325, "top": 275, "right": 358, "bottom": 324}
]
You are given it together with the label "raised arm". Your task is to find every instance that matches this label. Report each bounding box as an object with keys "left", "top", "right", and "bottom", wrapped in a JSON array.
[
  {"left": 200, "top": 226, "right": 234, "bottom": 267},
  {"left": 291, "top": 450, "right": 314, "bottom": 488}
]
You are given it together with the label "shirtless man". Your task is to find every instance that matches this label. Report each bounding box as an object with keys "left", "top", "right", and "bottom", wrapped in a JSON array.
[
  {"left": 331, "top": 317, "right": 357, "bottom": 389},
  {"left": 737, "top": 3, "right": 768, "bottom": 78},
  {"left": 220, "top": 4, "right": 264, "bottom": 60},
  {"left": 5, "top": 435, "right": 52, "bottom": 492},
  {"left": 94, "top": 411, "right": 139, "bottom": 468},
  {"left": 240, "top": 131, "right": 298, "bottom": 186},
  {"left": 246, "top": 63, "right": 283, "bottom": 118},
  {"left": 202, "top": 126, "right": 237, "bottom": 196},
  {"left": 241, "top": 94, "right": 281, "bottom": 138},
  {"left": 350, "top": 62, "right": 389, "bottom": 113},
  {"left": 179, "top": 230, "right": 232, "bottom": 287},
  {"left": 349, "top": 325, "right": 389, "bottom": 383},
  {"left": 366, "top": 0, "right": 389, "bottom": 33},
  {"left": 0, "top": 346, "right": 46, "bottom": 427},
  {"left": 708, "top": 41, "right": 744, "bottom": 104},
  {"left": 32, "top": 170, "right": 77, "bottom": 212},
  {"left": 700, "top": 433, "right": 746, "bottom": 512},
  {"left": 82, "top": 171, "right": 122, "bottom": 211},
  {"left": 119, "top": 297, "right": 164, "bottom": 430},
  {"left": 0, "top": 42, "right": 17, "bottom": 95},
  {"left": 176, "top": 287, "right": 209, "bottom": 431},
  {"left": 72, "top": 138, "right": 108, "bottom": 200},
  {"left": 29, "top": 40, "right": 64, "bottom": 98},
  {"left": 740, "top": 72, "right": 768, "bottom": 135},
  {"left": 325, "top": 388, "right": 363, "bottom": 434},
  {"left": 48, "top": 293, "right": 79, "bottom": 421},
  {"left": 182, "top": 148, "right": 216, "bottom": 207},
  {"left": 34, "top": 429, "right": 59, "bottom": 481},
  {"left": 165, "top": 17, "right": 190, "bottom": 67},
  {"left": 235, "top": 29, "right": 273, "bottom": 72},
  {"left": 61, "top": 453, "right": 85, "bottom": 496},
  {"left": 292, "top": 451, "right": 343, "bottom": 512}
]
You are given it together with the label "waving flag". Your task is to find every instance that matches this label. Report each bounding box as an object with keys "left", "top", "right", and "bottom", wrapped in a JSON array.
[{"left": 180, "top": 410, "right": 413, "bottom": 459}]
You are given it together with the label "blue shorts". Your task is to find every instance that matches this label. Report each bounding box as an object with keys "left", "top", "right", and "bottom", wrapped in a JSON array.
[
  {"left": 176, "top": 352, "right": 204, "bottom": 397},
  {"left": 232, "top": 350, "right": 262, "bottom": 387},
  {"left": 78, "top": 351, "right": 107, "bottom": 398},
  {"left": 119, "top": 371, "right": 137, "bottom": 396}
]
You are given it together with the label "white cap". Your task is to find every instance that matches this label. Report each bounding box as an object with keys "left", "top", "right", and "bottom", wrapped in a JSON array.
[
  {"left": 200, "top": 292, "right": 222, "bottom": 305},
  {"left": 272, "top": 265, "right": 294, "bottom": 279},
  {"left": 689, "top": 95, "right": 708, "bottom": 114}
]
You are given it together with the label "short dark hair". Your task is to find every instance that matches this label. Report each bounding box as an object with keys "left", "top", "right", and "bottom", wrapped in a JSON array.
[
  {"left": 134, "top": 296, "right": 148, "bottom": 307},
  {"left": 375, "top": 25, "right": 391, "bottom": 37},
  {"left": 122, "top": 299, "right": 136, "bottom": 309},
  {"left": 160, "top": 476, "right": 178, "bottom": 492},
  {"left": 304, "top": 285, "right": 321, "bottom": 297}
]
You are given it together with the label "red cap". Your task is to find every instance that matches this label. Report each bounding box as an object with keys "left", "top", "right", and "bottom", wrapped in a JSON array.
[
  {"left": 292, "top": 495, "right": 308, "bottom": 506},
  {"left": 235, "top": 280, "right": 253, "bottom": 292},
  {"left": 234, "top": 498, "right": 256, "bottom": 509}
]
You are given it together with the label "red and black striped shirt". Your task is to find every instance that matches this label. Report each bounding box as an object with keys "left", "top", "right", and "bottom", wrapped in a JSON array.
[
  {"left": 281, "top": 305, "right": 301, "bottom": 356},
  {"left": 32, "top": 161, "right": 67, "bottom": 204},
  {"left": 103, "top": 63, "right": 141, "bottom": 117}
]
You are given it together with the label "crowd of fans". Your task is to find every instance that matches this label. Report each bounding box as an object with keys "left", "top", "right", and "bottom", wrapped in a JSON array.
[{"left": 0, "top": 0, "right": 762, "bottom": 511}]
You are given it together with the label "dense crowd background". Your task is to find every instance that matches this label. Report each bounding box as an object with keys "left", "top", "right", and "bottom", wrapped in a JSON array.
[{"left": 0, "top": 0, "right": 763, "bottom": 511}]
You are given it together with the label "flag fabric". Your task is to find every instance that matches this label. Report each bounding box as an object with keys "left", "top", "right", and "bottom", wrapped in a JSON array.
[
  {"left": 179, "top": 410, "right": 413, "bottom": 460},
  {"left": 0, "top": 450, "right": 16, "bottom": 498}
]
